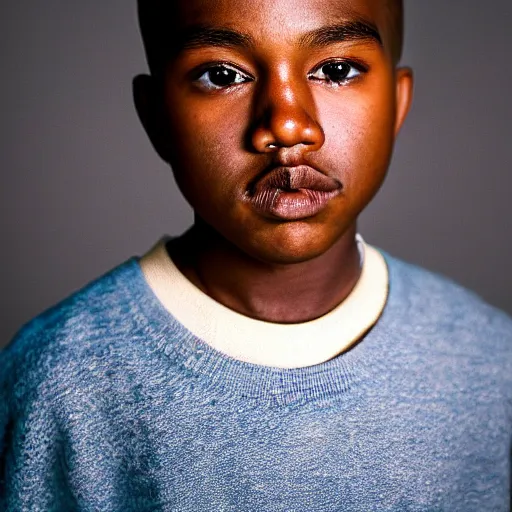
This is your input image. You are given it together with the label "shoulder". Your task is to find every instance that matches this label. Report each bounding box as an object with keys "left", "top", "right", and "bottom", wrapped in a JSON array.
[
  {"left": 0, "top": 257, "right": 146, "bottom": 409},
  {"left": 383, "top": 251, "right": 512, "bottom": 325},
  {"left": 381, "top": 250, "right": 512, "bottom": 360}
]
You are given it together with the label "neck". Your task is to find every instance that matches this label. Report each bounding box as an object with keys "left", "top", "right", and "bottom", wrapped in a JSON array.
[{"left": 168, "top": 220, "right": 361, "bottom": 324}]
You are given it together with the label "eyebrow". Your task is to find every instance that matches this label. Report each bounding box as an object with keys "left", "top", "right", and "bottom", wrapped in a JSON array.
[
  {"left": 172, "top": 20, "right": 382, "bottom": 54},
  {"left": 299, "top": 21, "right": 382, "bottom": 49},
  {"left": 173, "top": 26, "right": 255, "bottom": 53}
]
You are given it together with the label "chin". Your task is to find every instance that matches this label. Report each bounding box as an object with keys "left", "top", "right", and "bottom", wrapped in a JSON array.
[{"left": 240, "top": 221, "right": 344, "bottom": 265}]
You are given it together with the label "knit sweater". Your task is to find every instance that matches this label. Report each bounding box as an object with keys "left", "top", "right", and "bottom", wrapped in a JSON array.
[{"left": 1, "top": 250, "right": 511, "bottom": 511}]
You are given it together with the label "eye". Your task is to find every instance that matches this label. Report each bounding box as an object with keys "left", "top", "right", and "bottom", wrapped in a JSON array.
[
  {"left": 308, "top": 61, "right": 365, "bottom": 85},
  {"left": 194, "top": 64, "right": 252, "bottom": 91}
]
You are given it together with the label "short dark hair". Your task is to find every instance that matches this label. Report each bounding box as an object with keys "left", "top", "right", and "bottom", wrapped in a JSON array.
[
  {"left": 137, "top": 0, "right": 173, "bottom": 73},
  {"left": 137, "top": 0, "right": 404, "bottom": 72},
  {"left": 387, "top": 0, "right": 404, "bottom": 63}
]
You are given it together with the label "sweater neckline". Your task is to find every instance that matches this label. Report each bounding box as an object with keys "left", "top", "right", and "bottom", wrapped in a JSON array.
[
  {"left": 138, "top": 235, "right": 388, "bottom": 369},
  {"left": 118, "top": 242, "right": 392, "bottom": 405}
]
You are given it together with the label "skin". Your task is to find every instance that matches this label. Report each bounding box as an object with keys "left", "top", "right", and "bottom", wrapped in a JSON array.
[{"left": 134, "top": 0, "right": 413, "bottom": 323}]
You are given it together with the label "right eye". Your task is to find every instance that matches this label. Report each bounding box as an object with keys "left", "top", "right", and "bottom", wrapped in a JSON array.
[{"left": 195, "top": 64, "right": 252, "bottom": 91}]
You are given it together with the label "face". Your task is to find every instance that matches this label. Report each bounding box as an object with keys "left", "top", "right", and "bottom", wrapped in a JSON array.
[{"left": 136, "top": 0, "right": 413, "bottom": 264}]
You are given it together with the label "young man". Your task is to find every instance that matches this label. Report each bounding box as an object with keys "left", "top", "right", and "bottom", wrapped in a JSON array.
[{"left": 1, "top": 0, "right": 511, "bottom": 510}]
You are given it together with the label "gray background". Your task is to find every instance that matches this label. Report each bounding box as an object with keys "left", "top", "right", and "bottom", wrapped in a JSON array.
[{"left": 1, "top": 1, "right": 511, "bottom": 348}]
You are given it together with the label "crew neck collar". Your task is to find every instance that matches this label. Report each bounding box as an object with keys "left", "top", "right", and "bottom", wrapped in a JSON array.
[{"left": 138, "top": 235, "right": 389, "bottom": 369}]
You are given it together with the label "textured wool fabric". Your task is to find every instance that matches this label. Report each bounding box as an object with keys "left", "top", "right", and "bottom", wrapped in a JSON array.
[{"left": 1, "top": 251, "right": 511, "bottom": 511}]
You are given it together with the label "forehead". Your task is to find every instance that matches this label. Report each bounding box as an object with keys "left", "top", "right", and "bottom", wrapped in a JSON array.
[
  {"left": 175, "top": 0, "right": 384, "bottom": 20},
  {"left": 170, "top": 0, "right": 394, "bottom": 51}
]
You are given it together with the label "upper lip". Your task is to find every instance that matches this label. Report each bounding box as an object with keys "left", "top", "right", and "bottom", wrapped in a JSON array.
[{"left": 249, "top": 165, "right": 342, "bottom": 195}]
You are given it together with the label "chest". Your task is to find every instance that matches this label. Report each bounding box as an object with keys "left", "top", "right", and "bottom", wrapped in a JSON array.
[{"left": 64, "top": 383, "right": 511, "bottom": 511}]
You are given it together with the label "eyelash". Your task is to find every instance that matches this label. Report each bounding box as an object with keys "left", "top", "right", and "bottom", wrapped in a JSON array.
[{"left": 192, "top": 59, "right": 368, "bottom": 91}]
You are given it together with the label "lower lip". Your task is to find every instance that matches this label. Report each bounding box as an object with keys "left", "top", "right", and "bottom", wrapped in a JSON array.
[{"left": 249, "top": 187, "right": 341, "bottom": 220}]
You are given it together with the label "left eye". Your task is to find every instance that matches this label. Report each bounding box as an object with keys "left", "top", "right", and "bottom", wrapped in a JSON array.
[
  {"left": 195, "top": 65, "right": 252, "bottom": 90},
  {"left": 308, "top": 61, "right": 362, "bottom": 84}
]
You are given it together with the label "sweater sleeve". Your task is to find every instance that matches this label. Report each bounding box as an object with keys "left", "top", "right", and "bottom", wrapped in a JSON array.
[{"left": 0, "top": 339, "right": 77, "bottom": 512}]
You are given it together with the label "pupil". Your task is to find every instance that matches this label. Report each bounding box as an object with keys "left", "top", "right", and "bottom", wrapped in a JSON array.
[
  {"left": 210, "top": 67, "right": 237, "bottom": 86},
  {"left": 323, "top": 62, "right": 350, "bottom": 81}
]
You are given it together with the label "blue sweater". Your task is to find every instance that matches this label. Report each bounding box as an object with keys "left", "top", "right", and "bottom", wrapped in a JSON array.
[{"left": 1, "top": 252, "right": 511, "bottom": 511}]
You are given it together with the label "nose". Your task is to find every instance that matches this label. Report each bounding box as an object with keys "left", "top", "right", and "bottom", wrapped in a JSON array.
[{"left": 250, "top": 69, "right": 325, "bottom": 153}]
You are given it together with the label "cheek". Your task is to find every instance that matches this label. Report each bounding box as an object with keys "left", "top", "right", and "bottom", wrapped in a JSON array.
[
  {"left": 317, "top": 81, "right": 396, "bottom": 190},
  {"left": 163, "top": 94, "right": 253, "bottom": 210},
  {"left": 169, "top": 96, "right": 248, "bottom": 162}
]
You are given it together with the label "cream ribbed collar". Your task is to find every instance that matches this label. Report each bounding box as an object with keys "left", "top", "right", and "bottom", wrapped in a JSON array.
[{"left": 139, "top": 235, "right": 388, "bottom": 369}]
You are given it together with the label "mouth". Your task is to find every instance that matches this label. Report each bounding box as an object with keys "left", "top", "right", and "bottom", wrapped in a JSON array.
[{"left": 245, "top": 165, "right": 343, "bottom": 220}]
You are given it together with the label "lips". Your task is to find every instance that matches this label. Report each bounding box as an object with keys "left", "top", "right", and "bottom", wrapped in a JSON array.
[{"left": 246, "top": 165, "right": 342, "bottom": 220}]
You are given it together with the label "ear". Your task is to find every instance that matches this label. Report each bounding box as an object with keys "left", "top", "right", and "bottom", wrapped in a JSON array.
[
  {"left": 133, "top": 74, "right": 171, "bottom": 163},
  {"left": 394, "top": 66, "right": 414, "bottom": 136}
]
